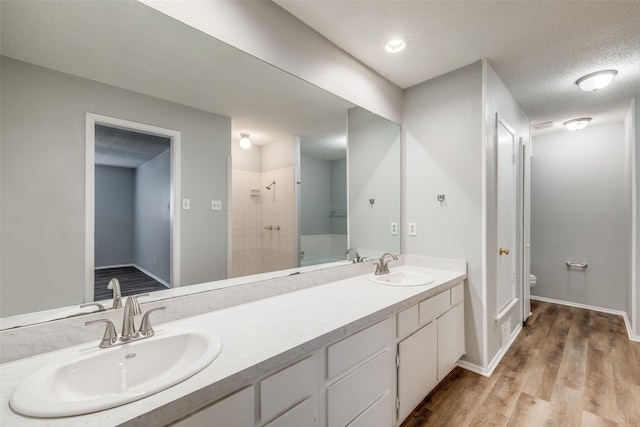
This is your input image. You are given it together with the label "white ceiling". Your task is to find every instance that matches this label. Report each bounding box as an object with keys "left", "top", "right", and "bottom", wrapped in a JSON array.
[
  {"left": 0, "top": 0, "right": 353, "bottom": 158},
  {"left": 275, "top": 0, "right": 640, "bottom": 133}
]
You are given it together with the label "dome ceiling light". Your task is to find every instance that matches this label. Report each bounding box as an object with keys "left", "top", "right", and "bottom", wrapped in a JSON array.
[
  {"left": 239, "top": 133, "right": 252, "bottom": 149},
  {"left": 563, "top": 117, "right": 592, "bottom": 131},
  {"left": 576, "top": 70, "right": 617, "bottom": 92},
  {"left": 385, "top": 39, "right": 406, "bottom": 53}
]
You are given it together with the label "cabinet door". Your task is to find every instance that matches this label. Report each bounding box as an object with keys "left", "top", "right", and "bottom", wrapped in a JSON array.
[
  {"left": 171, "top": 386, "right": 254, "bottom": 427},
  {"left": 264, "top": 397, "right": 316, "bottom": 427},
  {"left": 260, "top": 356, "right": 316, "bottom": 422},
  {"left": 327, "top": 349, "right": 394, "bottom": 427},
  {"left": 437, "top": 303, "right": 465, "bottom": 381},
  {"left": 397, "top": 321, "right": 437, "bottom": 422},
  {"left": 347, "top": 390, "right": 394, "bottom": 427}
]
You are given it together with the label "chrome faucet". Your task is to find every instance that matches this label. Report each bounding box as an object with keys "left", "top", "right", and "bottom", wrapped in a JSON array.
[
  {"left": 374, "top": 252, "right": 399, "bottom": 275},
  {"left": 85, "top": 294, "right": 165, "bottom": 348},
  {"left": 121, "top": 294, "right": 143, "bottom": 340},
  {"left": 107, "top": 278, "right": 122, "bottom": 309},
  {"left": 345, "top": 248, "right": 366, "bottom": 263}
]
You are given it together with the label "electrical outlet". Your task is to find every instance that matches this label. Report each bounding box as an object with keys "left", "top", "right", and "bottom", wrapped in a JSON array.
[
  {"left": 211, "top": 200, "right": 222, "bottom": 211},
  {"left": 182, "top": 198, "right": 190, "bottom": 210},
  {"left": 408, "top": 223, "right": 417, "bottom": 236},
  {"left": 391, "top": 222, "right": 398, "bottom": 235}
]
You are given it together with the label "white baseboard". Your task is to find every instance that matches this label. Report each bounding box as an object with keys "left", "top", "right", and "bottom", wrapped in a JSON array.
[
  {"left": 133, "top": 264, "right": 171, "bottom": 288},
  {"left": 457, "top": 322, "right": 523, "bottom": 378},
  {"left": 95, "top": 263, "right": 133, "bottom": 270},
  {"left": 531, "top": 295, "right": 640, "bottom": 342}
]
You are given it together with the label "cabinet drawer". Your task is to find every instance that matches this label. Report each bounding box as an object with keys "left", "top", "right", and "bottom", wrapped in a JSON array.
[
  {"left": 264, "top": 396, "right": 316, "bottom": 427},
  {"left": 172, "top": 386, "right": 254, "bottom": 427},
  {"left": 327, "top": 318, "right": 393, "bottom": 379},
  {"left": 451, "top": 283, "right": 464, "bottom": 305},
  {"left": 397, "top": 304, "right": 419, "bottom": 338},
  {"left": 327, "top": 349, "right": 394, "bottom": 427},
  {"left": 260, "top": 356, "right": 316, "bottom": 422},
  {"left": 419, "top": 290, "right": 450, "bottom": 325},
  {"left": 347, "top": 390, "right": 394, "bottom": 427}
]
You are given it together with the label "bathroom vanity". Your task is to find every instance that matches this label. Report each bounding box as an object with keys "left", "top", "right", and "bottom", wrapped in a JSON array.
[{"left": 0, "top": 258, "right": 466, "bottom": 426}]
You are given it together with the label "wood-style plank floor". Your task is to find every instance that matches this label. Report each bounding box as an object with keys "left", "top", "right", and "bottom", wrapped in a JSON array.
[
  {"left": 401, "top": 300, "right": 640, "bottom": 426},
  {"left": 94, "top": 266, "right": 168, "bottom": 301}
]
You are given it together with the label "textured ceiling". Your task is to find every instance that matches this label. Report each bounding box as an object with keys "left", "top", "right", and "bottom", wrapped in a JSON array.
[
  {"left": 95, "top": 125, "right": 170, "bottom": 168},
  {"left": 275, "top": 0, "right": 640, "bottom": 133}
]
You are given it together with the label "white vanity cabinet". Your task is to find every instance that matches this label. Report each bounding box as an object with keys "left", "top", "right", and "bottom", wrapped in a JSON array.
[
  {"left": 171, "top": 386, "right": 254, "bottom": 427},
  {"left": 171, "top": 281, "right": 465, "bottom": 427},
  {"left": 395, "top": 282, "right": 465, "bottom": 424},
  {"left": 260, "top": 356, "right": 317, "bottom": 426},
  {"left": 326, "top": 318, "right": 395, "bottom": 427},
  {"left": 437, "top": 301, "right": 465, "bottom": 381},
  {"left": 397, "top": 321, "right": 437, "bottom": 421}
]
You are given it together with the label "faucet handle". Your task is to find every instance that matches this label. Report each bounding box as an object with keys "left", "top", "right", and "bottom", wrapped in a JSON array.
[
  {"left": 138, "top": 307, "right": 166, "bottom": 337},
  {"left": 85, "top": 319, "right": 118, "bottom": 348}
]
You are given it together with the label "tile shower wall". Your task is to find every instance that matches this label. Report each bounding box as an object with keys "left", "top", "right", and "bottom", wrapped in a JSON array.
[
  {"left": 231, "top": 170, "right": 263, "bottom": 277},
  {"left": 262, "top": 167, "right": 298, "bottom": 272},
  {"left": 231, "top": 167, "right": 298, "bottom": 277}
]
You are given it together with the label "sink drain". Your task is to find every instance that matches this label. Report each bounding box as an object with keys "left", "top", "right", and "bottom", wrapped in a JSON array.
[{"left": 125, "top": 353, "right": 137, "bottom": 359}]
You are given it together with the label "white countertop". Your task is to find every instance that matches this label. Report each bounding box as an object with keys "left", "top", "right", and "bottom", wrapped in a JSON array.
[{"left": 0, "top": 264, "right": 465, "bottom": 426}]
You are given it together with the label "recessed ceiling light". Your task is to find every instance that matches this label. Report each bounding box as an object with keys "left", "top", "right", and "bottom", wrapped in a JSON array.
[
  {"left": 563, "top": 118, "right": 591, "bottom": 131},
  {"left": 576, "top": 70, "right": 617, "bottom": 92},
  {"left": 385, "top": 39, "right": 406, "bottom": 53},
  {"left": 239, "top": 133, "right": 252, "bottom": 149}
]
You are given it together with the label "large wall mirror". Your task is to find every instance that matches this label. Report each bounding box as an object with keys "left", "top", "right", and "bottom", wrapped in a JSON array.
[{"left": 0, "top": 0, "right": 401, "bottom": 327}]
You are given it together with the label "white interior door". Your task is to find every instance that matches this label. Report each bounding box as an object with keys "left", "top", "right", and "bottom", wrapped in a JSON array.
[{"left": 496, "top": 116, "right": 517, "bottom": 313}]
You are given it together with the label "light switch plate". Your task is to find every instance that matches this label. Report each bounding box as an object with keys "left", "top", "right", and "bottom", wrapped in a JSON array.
[
  {"left": 211, "top": 200, "right": 222, "bottom": 211},
  {"left": 182, "top": 199, "right": 190, "bottom": 210},
  {"left": 408, "top": 223, "right": 417, "bottom": 236}
]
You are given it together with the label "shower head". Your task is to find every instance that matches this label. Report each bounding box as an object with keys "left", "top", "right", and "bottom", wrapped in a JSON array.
[{"left": 265, "top": 180, "right": 276, "bottom": 190}]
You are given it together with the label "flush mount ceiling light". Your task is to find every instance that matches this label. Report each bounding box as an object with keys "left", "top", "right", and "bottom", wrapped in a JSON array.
[
  {"left": 385, "top": 39, "right": 406, "bottom": 53},
  {"left": 576, "top": 70, "right": 617, "bottom": 92},
  {"left": 239, "top": 133, "right": 252, "bottom": 149},
  {"left": 563, "top": 117, "right": 592, "bottom": 131}
]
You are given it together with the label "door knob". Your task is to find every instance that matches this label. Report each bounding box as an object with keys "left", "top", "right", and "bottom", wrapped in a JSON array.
[{"left": 499, "top": 247, "right": 510, "bottom": 255}]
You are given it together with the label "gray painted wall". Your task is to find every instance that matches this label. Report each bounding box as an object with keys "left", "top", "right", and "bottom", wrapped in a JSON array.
[
  {"left": 403, "top": 61, "right": 529, "bottom": 370},
  {"left": 348, "top": 107, "right": 401, "bottom": 253},
  {"left": 301, "top": 154, "right": 331, "bottom": 235},
  {"left": 1, "top": 57, "right": 230, "bottom": 316},
  {"left": 403, "top": 62, "right": 484, "bottom": 367},
  {"left": 330, "top": 159, "right": 347, "bottom": 235},
  {"left": 94, "top": 165, "right": 135, "bottom": 267},
  {"left": 135, "top": 149, "right": 171, "bottom": 284},
  {"left": 531, "top": 123, "right": 627, "bottom": 311}
]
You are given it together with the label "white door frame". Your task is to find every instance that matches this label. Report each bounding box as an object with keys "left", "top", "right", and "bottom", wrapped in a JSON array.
[
  {"left": 496, "top": 114, "right": 518, "bottom": 316},
  {"left": 85, "top": 113, "right": 181, "bottom": 302}
]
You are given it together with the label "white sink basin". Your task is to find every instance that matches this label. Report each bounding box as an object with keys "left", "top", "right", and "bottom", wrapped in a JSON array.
[
  {"left": 369, "top": 270, "right": 435, "bottom": 287},
  {"left": 10, "top": 326, "right": 222, "bottom": 418}
]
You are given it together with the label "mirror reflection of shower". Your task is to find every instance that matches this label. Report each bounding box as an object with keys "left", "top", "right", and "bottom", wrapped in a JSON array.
[{"left": 265, "top": 180, "right": 276, "bottom": 190}]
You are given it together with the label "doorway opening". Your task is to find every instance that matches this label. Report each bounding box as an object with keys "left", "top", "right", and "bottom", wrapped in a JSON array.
[{"left": 85, "top": 114, "right": 181, "bottom": 303}]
